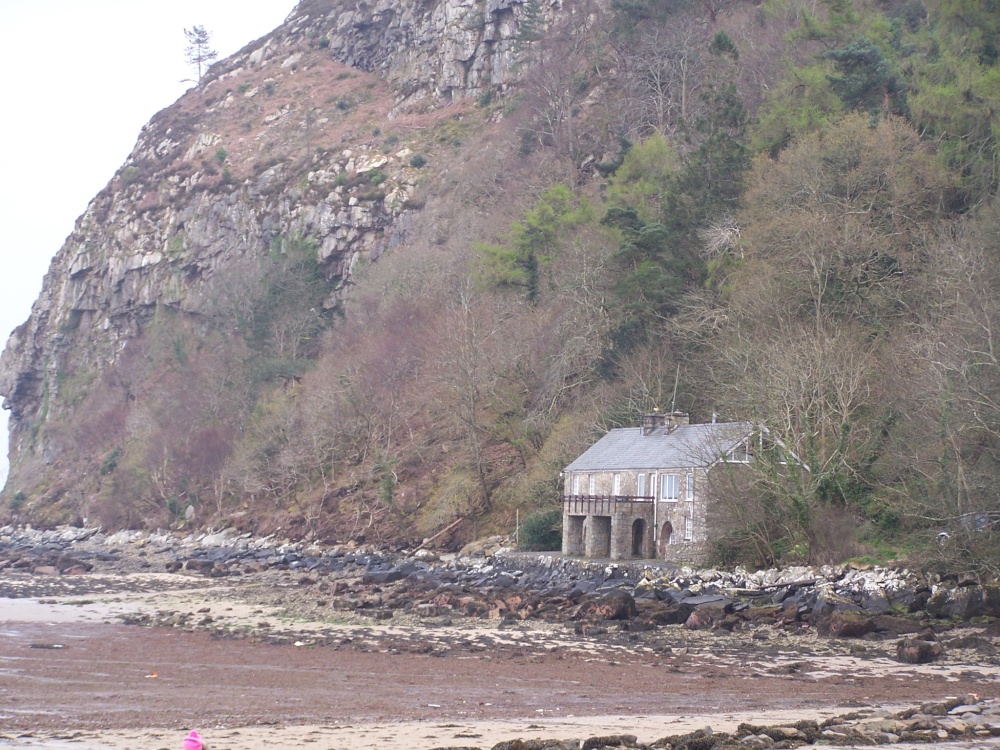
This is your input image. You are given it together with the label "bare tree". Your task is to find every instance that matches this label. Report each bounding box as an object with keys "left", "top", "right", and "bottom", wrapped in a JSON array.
[
  {"left": 889, "top": 210, "right": 1000, "bottom": 575},
  {"left": 614, "top": 22, "right": 709, "bottom": 138}
]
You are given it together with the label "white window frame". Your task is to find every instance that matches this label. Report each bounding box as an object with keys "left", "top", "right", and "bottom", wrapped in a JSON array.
[
  {"left": 684, "top": 516, "right": 693, "bottom": 541},
  {"left": 686, "top": 472, "right": 694, "bottom": 500},
  {"left": 588, "top": 474, "right": 596, "bottom": 495},
  {"left": 613, "top": 473, "right": 621, "bottom": 496},
  {"left": 637, "top": 473, "right": 646, "bottom": 498},
  {"left": 729, "top": 441, "right": 750, "bottom": 463},
  {"left": 573, "top": 474, "right": 580, "bottom": 495},
  {"left": 661, "top": 473, "right": 679, "bottom": 501}
]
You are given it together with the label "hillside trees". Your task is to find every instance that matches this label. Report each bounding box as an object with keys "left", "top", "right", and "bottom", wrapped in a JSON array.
[
  {"left": 597, "top": 73, "right": 750, "bottom": 367},
  {"left": 514, "top": 0, "right": 606, "bottom": 161},
  {"left": 903, "top": 1, "right": 1000, "bottom": 208},
  {"left": 476, "top": 184, "right": 593, "bottom": 302},
  {"left": 699, "top": 114, "right": 956, "bottom": 564},
  {"left": 57, "top": 313, "right": 250, "bottom": 528},
  {"left": 612, "top": 20, "right": 712, "bottom": 138},
  {"left": 889, "top": 203, "right": 1000, "bottom": 574}
]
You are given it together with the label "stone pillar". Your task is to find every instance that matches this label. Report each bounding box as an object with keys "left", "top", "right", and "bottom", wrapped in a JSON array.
[
  {"left": 610, "top": 508, "right": 629, "bottom": 560},
  {"left": 562, "top": 513, "right": 585, "bottom": 555},
  {"left": 585, "top": 516, "right": 611, "bottom": 558}
]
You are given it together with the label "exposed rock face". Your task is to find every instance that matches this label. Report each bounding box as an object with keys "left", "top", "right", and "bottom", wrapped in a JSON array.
[
  {"left": 306, "top": 0, "right": 552, "bottom": 108},
  {"left": 230, "top": 0, "right": 567, "bottom": 111},
  {"left": 0, "top": 0, "right": 563, "bottom": 492}
]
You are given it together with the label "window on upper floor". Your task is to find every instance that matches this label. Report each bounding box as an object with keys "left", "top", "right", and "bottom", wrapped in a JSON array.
[
  {"left": 588, "top": 474, "right": 596, "bottom": 495},
  {"left": 661, "top": 473, "right": 679, "bottom": 501},
  {"left": 728, "top": 441, "right": 750, "bottom": 463},
  {"left": 573, "top": 474, "right": 580, "bottom": 495},
  {"left": 613, "top": 473, "right": 621, "bottom": 496},
  {"left": 686, "top": 472, "right": 694, "bottom": 500},
  {"left": 637, "top": 473, "right": 646, "bottom": 498}
]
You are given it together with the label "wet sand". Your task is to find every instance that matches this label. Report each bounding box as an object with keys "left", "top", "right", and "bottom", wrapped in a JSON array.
[{"left": 1, "top": 573, "right": 998, "bottom": 750}]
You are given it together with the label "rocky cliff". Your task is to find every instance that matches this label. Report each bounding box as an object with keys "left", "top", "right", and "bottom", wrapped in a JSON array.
[{"left": 0, "top": 0, "right": 561, "bottom": 502}]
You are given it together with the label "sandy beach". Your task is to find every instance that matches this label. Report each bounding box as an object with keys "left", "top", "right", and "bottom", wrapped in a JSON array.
[{"left": 2, "top": 562, "right": 999, "bottom": 750}]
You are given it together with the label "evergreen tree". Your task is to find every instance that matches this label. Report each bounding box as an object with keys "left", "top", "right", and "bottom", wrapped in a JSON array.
[
  {"left": 512, "top": 0, "right": 545, "bottom": 54},
  {"left": 184, "top": 25, "right": 218, "bottom": 83},
  {"left": 824, "top": 39, "right": 907, "bottom": 116}
]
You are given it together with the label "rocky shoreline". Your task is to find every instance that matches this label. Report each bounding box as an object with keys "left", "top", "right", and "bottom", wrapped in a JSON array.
[
  {"left": 2, "top": 525, "right": 1000, "bottom": 749},
  {"left": 500, "top": 696, "right": 1000, "bottom": 750},
  {"left": 1, "top": 525, "right": 998, "bottom": 660}
]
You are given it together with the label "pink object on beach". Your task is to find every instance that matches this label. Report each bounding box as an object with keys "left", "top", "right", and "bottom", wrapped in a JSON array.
[{"left": 183, "top": 730, "right": 203, "bottom": 750}]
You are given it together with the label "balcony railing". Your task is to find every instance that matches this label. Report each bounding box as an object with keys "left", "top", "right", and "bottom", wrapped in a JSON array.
[{"left": 562, "top": 494, "right": 655, "bottom": 514}]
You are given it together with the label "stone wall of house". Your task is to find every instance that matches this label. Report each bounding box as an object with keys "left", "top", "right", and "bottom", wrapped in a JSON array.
[
  {"left": 659, "top": 467, "right": 711, "bottom": 564},
  {"left": 562, "top": 467, "right": 712, "bottom": 563}
]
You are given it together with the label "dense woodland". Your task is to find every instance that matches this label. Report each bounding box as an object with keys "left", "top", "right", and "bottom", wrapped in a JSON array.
[{"left": 10, "top": 0, "right": 1000, "bottom": 574}]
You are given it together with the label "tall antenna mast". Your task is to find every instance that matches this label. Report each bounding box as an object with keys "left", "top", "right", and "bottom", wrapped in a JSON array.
[{"left": 670, "top": 364, "right": 680, "bottom": 413}]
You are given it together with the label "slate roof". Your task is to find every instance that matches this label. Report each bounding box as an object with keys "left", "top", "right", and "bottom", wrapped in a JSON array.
[{"left": 564, "top": 421, "right": 754, "bottom": 472}]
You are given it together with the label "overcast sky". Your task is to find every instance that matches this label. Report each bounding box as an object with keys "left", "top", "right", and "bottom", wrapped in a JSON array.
[{"left": 0, "top": 0, "right": 300, "bottom": 488}]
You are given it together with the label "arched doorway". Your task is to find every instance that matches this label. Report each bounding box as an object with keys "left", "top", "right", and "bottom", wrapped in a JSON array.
[
  {"left": 658, "top": 521, "right": 674, "bottom": 559},
  {"left": 631, "top": 519, "right": 646, "bottom": 557}
]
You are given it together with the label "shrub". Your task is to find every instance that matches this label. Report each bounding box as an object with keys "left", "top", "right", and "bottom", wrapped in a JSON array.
[
  {"left": 318, "top": 37, "right": 330, "bottom": 49},
  {"left": 215, "top": 147, "right": 228, "bottom": 164},
  {"left": 100, "top": 448, "right": 121, "bottom": 476},
  {"left": 519, "top": 509, "right": 562, "bottom": 551},
  {"left": 263, "top": 81, "right": 276, "bottom": 96},
  {"left": 409, "top": 154, "right": 427, "bottom": 168},
  {"left": 10, "top": 491, "right": 26, "bottom": 512},
  {"left": 368, "top": 169, "right": 387, "bottom": 185},
  {"left": 237, "top": 82, "right": 252, "bottom": 94},
  {"left": 119, "top": 166, "right": 140, "bottom": 185}
]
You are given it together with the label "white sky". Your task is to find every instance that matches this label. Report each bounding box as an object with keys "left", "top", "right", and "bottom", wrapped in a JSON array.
[{"left": 0, "top": 0, "right": 300, "bottom": 488}]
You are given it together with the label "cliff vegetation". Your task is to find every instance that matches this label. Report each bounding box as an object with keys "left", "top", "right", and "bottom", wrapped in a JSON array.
[{"left": 2, "top": 0, "right": 1000, "bottom": 575}]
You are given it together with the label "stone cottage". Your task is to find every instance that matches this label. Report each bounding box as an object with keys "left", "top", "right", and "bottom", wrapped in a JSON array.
[{"left": 561, "top": 411, "right": 754, "bottom": 563}]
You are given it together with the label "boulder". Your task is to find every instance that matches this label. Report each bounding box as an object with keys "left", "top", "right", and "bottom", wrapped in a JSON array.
[
  {"left": 684, "top": 602, "right": 733, "bottom": 631},
  {"left": 651, "top": 728, "right": 719, "bottom": 750},
  {"left": 363, "top": 565, "right": 407, "bottom": 585},
  {"left": 811, "top": 591, "right": 860, "bottom": 621},
  {"left": 983, "top": 583, "right": 1000, "bottom": 617},
  {"left": 582, "top": 735, "right": 637, "bottom": 750},
  {"left": 926, "top": 587, "right": 957, "bottom": 618},
  {"left": 575, "top": 590, "right": 637, "bottom": 621},
  {"left": 647, "top": 601, "right": 695, "bottom": 626},
  {"left": 492, "top": 741, "right": 528, "bottom": 750},
  {"left": 57, "top": 555, "right": 92, "bottom": 573},
  {"left": 745, "top": 604, "right": 782, "bottom": 624},
  {"left": 825, "top": 611, "right": 877, "bottom": 638},
  {"left": 859, "top": 590, "right": 891, "bottom": 613},
  {"left": 896, "top": 638, "right": 943, "bottom": 664},
  {"left": 872, "top": 614, "right": 924, "bottom": 634}
]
